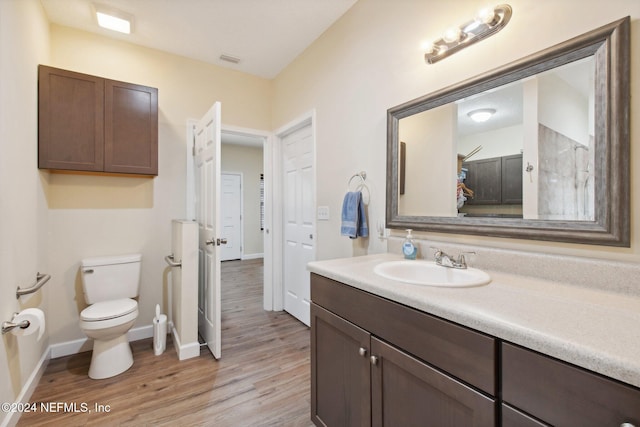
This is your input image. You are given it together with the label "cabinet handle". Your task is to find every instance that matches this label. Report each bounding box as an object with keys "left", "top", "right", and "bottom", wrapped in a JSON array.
[
  {"left": 370, "top": 355, "right": 379, "bottom": 365},
  {"left": 620, "top": 423, "right": 636, "bottom": 427},
  {"left": 358, "top": 347, "right": 367, "bottom": 357}
]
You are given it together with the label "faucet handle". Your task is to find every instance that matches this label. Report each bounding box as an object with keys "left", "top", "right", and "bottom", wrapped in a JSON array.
[{"left": 456, "top": 251, "right": 476, "bottom": 268}]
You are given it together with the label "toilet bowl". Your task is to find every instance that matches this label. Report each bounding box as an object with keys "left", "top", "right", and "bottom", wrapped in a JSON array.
[
  {"left": 80, "top": 298, "right": 139, "bottom": 379},
  {"left": 79, "top": 254, "right": 142, "bottom": 379}
]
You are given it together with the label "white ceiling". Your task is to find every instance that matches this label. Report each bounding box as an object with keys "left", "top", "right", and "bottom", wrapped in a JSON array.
[{"left": 39, "top": 0, "right": 358, "bottom": 79}]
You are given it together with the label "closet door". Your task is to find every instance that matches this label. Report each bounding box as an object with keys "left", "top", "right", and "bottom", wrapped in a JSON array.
[{"left": 38, "top": 65, "right": 104, "bottom": 171}]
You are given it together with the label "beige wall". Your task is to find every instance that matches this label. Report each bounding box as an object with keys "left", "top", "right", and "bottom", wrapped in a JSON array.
[
  {"left": 221, "top": 144, "right": 265, "bottom": 257},
  {"left": 0, "top": 0, "right": 50, "bottom": 412},
  {"left": 273, "top": 0, "right": 640, "bottom": 262},
  {"left": 1, "top": 0, "right": 639, "bottom": 414},
  {"left": 45, "top": 25, "right": 272, "bottom": 345}
]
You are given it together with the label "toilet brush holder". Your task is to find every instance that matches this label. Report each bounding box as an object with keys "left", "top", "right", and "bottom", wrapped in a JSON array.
[{"left": 153, "top": 304, "right": 167, "bottom": 356}]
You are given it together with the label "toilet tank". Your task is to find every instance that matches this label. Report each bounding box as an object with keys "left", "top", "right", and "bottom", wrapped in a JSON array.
[{"left": 80, "top": 254, "right": 142, "bottom": 304}]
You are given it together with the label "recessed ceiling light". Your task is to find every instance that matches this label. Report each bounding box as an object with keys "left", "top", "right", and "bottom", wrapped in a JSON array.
[{"left": 94, "top": 4, "right": 133, "bottom": 34}]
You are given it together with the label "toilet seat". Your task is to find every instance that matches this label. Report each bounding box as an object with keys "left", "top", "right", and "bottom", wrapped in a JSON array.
[{"left": 81, "top": 298, "right": 137, "bottom": 321}]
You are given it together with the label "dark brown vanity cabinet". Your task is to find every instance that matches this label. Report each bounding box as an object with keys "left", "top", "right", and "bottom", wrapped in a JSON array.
[
  {"left": 311, "top": 274, "right": 496, "bottom": 427},
  {"left": 463, "top": 154, "right": 522, "bottom": 205},
  {"left": 502, "top": 343, "right": 640, "bottom": 427},
  {"left": 311, "top": 273, "right": 640, "bottom": 427},
  {"left": 38, "top": 65, "right": 158, "bottom": 175}
]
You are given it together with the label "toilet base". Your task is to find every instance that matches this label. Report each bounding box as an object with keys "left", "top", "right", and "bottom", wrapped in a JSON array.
[{"left": 88, "top": 333, "right": 134, "bottom": 379}]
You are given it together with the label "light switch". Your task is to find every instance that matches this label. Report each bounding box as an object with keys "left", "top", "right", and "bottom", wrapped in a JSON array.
[{"left": 317, "top": 206, "right": 330, "bottom": 220}]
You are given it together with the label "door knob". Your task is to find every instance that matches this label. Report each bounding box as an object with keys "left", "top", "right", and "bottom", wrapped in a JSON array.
[{"left": 206, "top": 238, "right": 228, "bottom": 246}]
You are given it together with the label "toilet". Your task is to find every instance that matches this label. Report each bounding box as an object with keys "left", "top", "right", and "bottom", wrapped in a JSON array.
[{"left": 79, "top": 254, "right": 141, "bottom": 379}]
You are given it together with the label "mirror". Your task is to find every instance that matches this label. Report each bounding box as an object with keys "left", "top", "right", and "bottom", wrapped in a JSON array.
[{"left": 387, "top": 17, "right": 630, "bottom": 246}]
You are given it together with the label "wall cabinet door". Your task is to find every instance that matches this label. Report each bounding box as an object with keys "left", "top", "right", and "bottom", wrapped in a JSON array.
[
  {"left": 104, "top": 79, "right": 158, "bottom": 175},
  {"left": 38, "top": 65, "right": 158, "bottom": 176},
  {"left": 311, "top": 303, "right": 371, "bottom": 427},
  {"left": 501, "top": 154, "right": 523, "bottom": 204},
  {"left": 371, "top": 337, "right": 495, "bottom": 427},
  {"left": 464, "top": 157, "right": 502, "bottom": 205},
  {"left": 38, "top": 66, "right": 105, "bottom": 172}
]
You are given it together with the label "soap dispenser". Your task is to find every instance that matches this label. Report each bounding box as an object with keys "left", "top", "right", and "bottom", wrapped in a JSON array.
[{"left": 402, "top": 229, "right": 418, "bottom": 260}]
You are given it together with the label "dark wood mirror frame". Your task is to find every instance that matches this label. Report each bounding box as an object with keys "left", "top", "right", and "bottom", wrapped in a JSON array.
[{"left": 386, "top": 17, "right": 630, "bottom": 247}]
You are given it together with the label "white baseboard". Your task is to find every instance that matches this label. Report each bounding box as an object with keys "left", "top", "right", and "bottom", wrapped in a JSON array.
[
  {"left": 171, "top": 325, "right": 200, "bottom": 360},
  {"left": 49, "top": 324, "right": 154, "bottom": 359},
  {"left": 241, "top": 253, "right": 264, "bottom": 260},
  {"left": 1, "top": 348, "right": 50, "bottom": 427}
]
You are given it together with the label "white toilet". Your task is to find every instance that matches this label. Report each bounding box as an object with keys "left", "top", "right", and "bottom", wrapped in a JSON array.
[{"left": 79, "top": 254, "right": 141, "bottom": 379}]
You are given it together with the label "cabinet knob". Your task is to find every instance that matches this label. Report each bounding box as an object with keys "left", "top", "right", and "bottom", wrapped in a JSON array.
[
  {"left": 620, "top": 423, "right": 636, "bottom": 427},
  {"left": 370, "top": 355, "right": 379, "bottom": 365},
  {"left": 358, "top": 347, "right": 367, "bottom": 357}
]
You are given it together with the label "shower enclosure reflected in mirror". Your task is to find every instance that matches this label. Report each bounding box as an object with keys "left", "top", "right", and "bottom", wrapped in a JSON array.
[{"left": 387, "top": 17, "right": 630, "bottom": 246}]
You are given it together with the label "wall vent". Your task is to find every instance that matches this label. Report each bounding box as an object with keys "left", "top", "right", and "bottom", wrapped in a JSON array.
[{"left": 220, "top": 54, "right": 241, "bottom": 64}]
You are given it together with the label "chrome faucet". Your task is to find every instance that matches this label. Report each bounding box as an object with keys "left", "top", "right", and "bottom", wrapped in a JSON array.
[{"left": 433, "top": 249, "right": 474, "bottom": 269}]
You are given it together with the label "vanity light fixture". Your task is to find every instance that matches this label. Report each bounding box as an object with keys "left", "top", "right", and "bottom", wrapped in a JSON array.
[
  {"left": 424, "top": 4, "right": 512, "bottom": 64},
  {"left": 468, "top": 108, "right": 496, "bottom": 123},
  {"left": 94, "top": 4, "right": 134, "bottom": 34}
]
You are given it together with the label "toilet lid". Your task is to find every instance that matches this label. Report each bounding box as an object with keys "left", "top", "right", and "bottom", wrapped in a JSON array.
[{"left": 81, "top": 298, "right": 138, "bottom": 321}]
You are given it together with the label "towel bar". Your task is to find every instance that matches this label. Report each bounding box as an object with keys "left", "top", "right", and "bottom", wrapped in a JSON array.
[{"left": 16, "top": 273, "right": 51, "bottom": 299}]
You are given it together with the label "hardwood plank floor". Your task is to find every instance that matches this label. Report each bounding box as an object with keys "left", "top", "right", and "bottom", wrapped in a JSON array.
[{"left": 18, "top": 259, "right": 313, "bottom": 427}]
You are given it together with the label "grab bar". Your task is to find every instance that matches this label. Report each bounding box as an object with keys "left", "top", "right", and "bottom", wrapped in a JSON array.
[
  {"left": 2, "top": 313, "right": 30, "bottom": 334},
  {"left": 164, "top": 254, "right": 182, "bottom": 268},
  {"left": 16, "top": 273, "right": 51, "bottom": 299}
]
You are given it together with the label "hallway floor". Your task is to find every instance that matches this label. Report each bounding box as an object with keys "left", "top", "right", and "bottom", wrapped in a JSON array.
[{"left": 18, "top": 259, "right": 313, "bottom": 427}]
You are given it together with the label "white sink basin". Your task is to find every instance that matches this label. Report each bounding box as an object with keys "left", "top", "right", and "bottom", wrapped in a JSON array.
[{"left": 373, "top": 260, "right": 491, "bottom": 288}]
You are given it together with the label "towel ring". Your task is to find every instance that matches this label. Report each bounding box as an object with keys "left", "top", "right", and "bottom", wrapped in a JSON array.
[{"left": 347, "top": 171, "right": 370, "bottom": 205}]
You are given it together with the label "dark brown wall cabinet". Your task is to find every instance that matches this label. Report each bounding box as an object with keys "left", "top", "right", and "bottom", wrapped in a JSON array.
[
  {"left": 311, "top": 274, "right": 640, "bottom": 427},
  {"left": 38, "top": 65, "right": 158, "bottom": 176},
  {"left": 311, "top": 274, "right": 496, "bottom": 427},
  {"left": 463, "top": 154, "right": 522, "bottom": 205}
]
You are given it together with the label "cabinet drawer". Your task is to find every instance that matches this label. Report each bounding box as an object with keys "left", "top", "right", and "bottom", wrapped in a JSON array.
[
  {"left": 311, "top": 274, "right": 496, "bottom": 395},
  {"left": 502, "top": 342, "right": 640, "bottom": 427},
  {"left": 502, "top": 404, "right": 549, "bottom": 427}
]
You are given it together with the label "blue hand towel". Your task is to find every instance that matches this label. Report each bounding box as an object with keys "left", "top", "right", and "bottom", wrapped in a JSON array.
[{"left": 341, "top": 191, "right": 368, "bottom": 239}]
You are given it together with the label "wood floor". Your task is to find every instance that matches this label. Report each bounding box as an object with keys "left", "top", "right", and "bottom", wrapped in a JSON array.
[{"left": 18, "top": 259, "right": 313, "bottom": 427}]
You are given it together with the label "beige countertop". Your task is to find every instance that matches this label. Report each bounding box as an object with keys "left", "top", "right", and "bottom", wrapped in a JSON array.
[{"left": 307, "top": 253, "right": 640, "bottom": 389}]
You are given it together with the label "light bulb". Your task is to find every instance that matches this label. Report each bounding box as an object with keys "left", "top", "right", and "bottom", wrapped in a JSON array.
[
  {"left": 477, "top": 7, "right": 496, "bottom": 25},
  {"left": 443, "top": 27, "right": 462, "bottom": 43}
]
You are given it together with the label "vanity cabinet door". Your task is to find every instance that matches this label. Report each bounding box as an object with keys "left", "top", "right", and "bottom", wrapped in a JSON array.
[
  {"left": 311, "top": 303, "right": 371, "bottom": 427},
  {"left": 502, "top": 342, "right": 640, "bottom": 427},
  {"left": 371, "top": 337, "right": 495, "bottom": 427}
]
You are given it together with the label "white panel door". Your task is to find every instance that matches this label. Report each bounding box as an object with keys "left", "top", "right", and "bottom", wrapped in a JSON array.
[
  {"left": 220, "top": 173, "right": 242, "bottom": 261},
  {"left": 282, "top": 123, "right": 314, "bottom": 326},
  {"left": 194, "top": 102, "right": 223, "bottom": 359}
]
